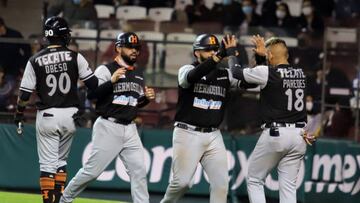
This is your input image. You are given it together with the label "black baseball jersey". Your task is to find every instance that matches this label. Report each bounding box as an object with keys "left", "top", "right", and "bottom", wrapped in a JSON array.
[
  {"left": 240, "top": 64, "right": 307, "bottom": 123},
  {"left": 175, "top": 63, "right": 239, "bottom": 128},
  {"left": 94, "top": 61, "right": 146, "bottom": 122},
  {"left": 20, "top": 46, "right": 95, "bottom": 110}
]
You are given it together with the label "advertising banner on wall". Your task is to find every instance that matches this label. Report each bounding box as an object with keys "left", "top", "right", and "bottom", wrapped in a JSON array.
[{"left": 0, "top": 124, "right": 359, "bottom": 203}]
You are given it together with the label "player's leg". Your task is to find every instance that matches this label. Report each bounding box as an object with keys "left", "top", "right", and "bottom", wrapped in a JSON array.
[
  {"left": 55, "top": 109, "right": 77, "bottom": 203},
  {"left": 200, "top": 130, "right": 229, "bottom": 203},
  {"left": 119, "top": 124, "right": 149, "bottom": 203},
  {"left": 160, "top": 128, "right": 205, "bottom": 203},
  {"left": 36, "top": 111, "right": 60, "bottom": 203},
  {"left": 277, "top": 128, "right": 306, "bottom": 203},
  {"left": 60, "top": 117, "right": 124, "bottom": 203},
  {"left": 247, "top": 129, "right": 283, "bottom": 203}
]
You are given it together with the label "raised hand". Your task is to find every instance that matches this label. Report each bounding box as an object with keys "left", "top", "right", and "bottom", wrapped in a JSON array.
[
  {"left": 251, "top": 34, "right": 266, "bottom": 56},
  {"left": 222, "top": 35, "right": 239, "bottom": 56}
]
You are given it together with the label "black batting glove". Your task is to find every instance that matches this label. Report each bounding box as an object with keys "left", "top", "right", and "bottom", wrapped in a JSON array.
[
  {"left": 72, "top": 110, "right": 86, "bottom": 127},
  {"left": 226, "top": 46, "right": 238, "bottom": 56},
  {"left": 215, "top": 41, "right": 226, "bottom": 59},
  {"left": 14, "top": 112, "right": 24, "bottom": 127}
]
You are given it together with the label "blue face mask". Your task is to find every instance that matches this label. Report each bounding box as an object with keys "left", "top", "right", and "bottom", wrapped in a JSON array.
[
  {"left": 73, "top": 0, "right": 81, "bottom": 5},
  {"left": 242, "top": 6, "right": 253, "bottom": 14}
]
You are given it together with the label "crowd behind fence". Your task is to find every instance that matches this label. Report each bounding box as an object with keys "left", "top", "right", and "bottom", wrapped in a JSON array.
[{"left": 0, "top": 25, "right": 359, "bottom": 142}]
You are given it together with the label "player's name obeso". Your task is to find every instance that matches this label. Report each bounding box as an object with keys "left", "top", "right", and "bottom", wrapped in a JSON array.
[{"left": 35, "top": 51, "right": 72, "bottom": 66}]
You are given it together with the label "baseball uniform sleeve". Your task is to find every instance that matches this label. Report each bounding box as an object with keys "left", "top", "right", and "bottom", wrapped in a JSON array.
[
  {"left": 19, "top": 61, "right": 36, "bottom": 93},
  {"left": 226, "top": 68, "right": 241, "bottom": 88},
  {"left": 178, "top": 64, "right": 195, "bottom": 88},
  {"left": 94, "top": 65, "right": 112, "bottom": 85},
  {"left": 242, "top": 65, "right": 269, "bottom": 89},
  {"left": 77, "top": 53, "right": 95, "bottom": 82}
]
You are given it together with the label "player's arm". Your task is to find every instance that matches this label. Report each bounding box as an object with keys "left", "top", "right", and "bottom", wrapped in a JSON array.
[
  {"left": 137, "top": 86, "right": 155, "bottom": 108},
  {"left": 77, "top": 54, "right": 98, "bottom": 90},
  {"left": 14, "top": 61, "right": 36, "bottom": 126},
  {"left": 87, "top": 66, "right": 126, "bottom": 100},
  {"left": 228, "top": 56, "right": 267, "bottom": 89}
]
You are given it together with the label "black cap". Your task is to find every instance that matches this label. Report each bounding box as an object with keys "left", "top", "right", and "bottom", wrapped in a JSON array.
[
  {"left": 193, "top": 34, "right": 219, "bottom": 51},
  {"left": 115, "top": 32, "right": 141, "bottom": 49},
  {"left": 44, "top": 16, "right": 71, "bottom": 45}
]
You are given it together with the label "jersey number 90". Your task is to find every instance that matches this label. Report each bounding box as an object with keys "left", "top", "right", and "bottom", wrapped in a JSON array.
[
  {"left": 285, "top": 89, "right": 304, "bottom": 111},
  {"left": 46, "top": 73, "right": 71, "bottom": 96}
]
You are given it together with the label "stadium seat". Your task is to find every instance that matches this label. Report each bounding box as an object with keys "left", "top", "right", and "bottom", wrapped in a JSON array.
[
  {"left": 204, "top": 0, "right": 222, "bottom": 9},
  {"left": 137, "top": 31, "right": 165, "bottom": 71},
  {"left": 126, "top": 19, "right": 156, "bottom": 31},
  {"left": 164, "top": 33, "right": 196, "bottom": 75},
  {"left": 159, "top": 21, "right": 187, "bottom": 33},
  {"left": 95, "top": 4, "right": 115, "bottom": 18},
  {"left": 326, "top": 28, "right": 357, "bottom": 43},
  {"left": 283, "top": 0, "right": 302, "bottom": 17},
  {"left": 148, "top": 7, "right": 175, "bottom": 22},
  {"left": 99, "top": 29, "right": 121, "bottom": 52},
  {"left": 71, "top": 28, "right": 97, "bottom": 50},
  {"left": 116, "top": 6, "right": 147, "bottom": 20},
  {"left": 191, "top": 21, "right": 223, "bottom": 34}
]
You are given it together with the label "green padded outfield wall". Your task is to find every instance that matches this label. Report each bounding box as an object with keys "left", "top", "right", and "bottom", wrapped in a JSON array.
[{"left": 0, "top": 124, "right": 359, "bottom": 202}]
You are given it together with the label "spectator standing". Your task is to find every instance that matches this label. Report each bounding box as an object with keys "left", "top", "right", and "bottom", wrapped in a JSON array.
[
  {"left": 48, "top": 0, "right": 98, "bottom": 28},
  {"left": 0, "top": 17, "right": 31, "bottom": 77},
  {"left": 298, "top": 0, "right": 324, "bottom": 35}
]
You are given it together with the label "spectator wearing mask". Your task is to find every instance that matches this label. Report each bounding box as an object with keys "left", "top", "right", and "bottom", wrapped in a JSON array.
[
  {"left": 0, "top": 17, "right": 31, "bottom": 78},
  {"left": 48, "top": 0, "right": 98, "bottom": 28},
  {"left": 274, "top": 2, "right": 298, "bottom": 30},
  {"left": 298, "top": 0, "right": 324, "bottom": 35},
  {"left": 241, "top": 0, "right": 261, "bottom": 27}
]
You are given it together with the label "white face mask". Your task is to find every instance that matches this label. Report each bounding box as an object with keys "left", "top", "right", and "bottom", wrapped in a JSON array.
[
  {"left": 276, "top": 10, "right": 286, "bottom": 19},
  {"left": 302, "top": 6, "right": 312, "bottom": 16},
  {"left": 306, "top": 101, "right": 313, "bottom": 111}
]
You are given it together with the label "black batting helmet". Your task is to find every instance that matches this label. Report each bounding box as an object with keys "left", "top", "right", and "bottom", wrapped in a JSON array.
[
  {"left": 44, "top": 16, "right": 71, "bottom": 45},
  {"left": 115, "top": 32, "right": 141, "bottom": 50},
  {"left": 193, "top": 34, "right": 219, "bottom": 51}
]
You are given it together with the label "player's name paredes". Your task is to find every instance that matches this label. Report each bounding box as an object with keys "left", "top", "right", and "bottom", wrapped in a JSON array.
[
  {"left": 113, "top": 82, "right": 143, "bottom": 95},
  {"left": 35, "top": 51, "right": 72, "bottom": 66},
  {"left": 193, "top": 83, "right": 226, "bottom": 97},
  {"left": 283, "top": 79, "right": 306, "bottom": 89}
]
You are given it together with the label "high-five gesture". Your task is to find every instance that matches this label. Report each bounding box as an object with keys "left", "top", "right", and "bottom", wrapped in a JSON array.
[
  {"left": 251, "top": 34, "right": 266, "bottom": 56},
  {"left": 222, "top": 35, "right": 239, "bottom": 56}
]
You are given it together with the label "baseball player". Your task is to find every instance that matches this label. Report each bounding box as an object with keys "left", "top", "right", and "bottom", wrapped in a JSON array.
[
  {"left": 160, "top": 34, "right": 240, "bottom": 203},
  {"left": 60, "top": 32, "right": 155, "bottom": 203},
  {"left": 13, "top": 16, "right": 98, "bottom": 203},
  {"left": 229, "top": 35, "right": 316, "bottom": 203}
]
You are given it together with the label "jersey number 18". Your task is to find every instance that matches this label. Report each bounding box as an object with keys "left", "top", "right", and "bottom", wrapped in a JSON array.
[{"left": 285, "top": 89, "right": 304, "bottom": 111}]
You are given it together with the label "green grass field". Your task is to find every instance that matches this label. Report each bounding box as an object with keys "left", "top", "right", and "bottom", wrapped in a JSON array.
[{"left": 0, "top": 191, "right": 128, "bottom": 203}]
